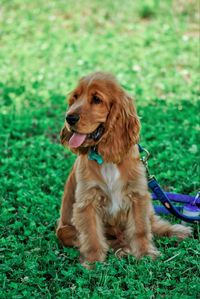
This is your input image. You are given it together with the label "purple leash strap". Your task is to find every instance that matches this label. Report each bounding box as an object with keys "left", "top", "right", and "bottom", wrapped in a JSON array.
[
  {"left": 154, "top": 205, "right": 182, "bottom": 215},
  {"left": 138, "top": 144, "right": 200, "bottom": 223},
  {"left": 148, "top": 176, "right": 200, "bottom": 223},
  {"left": 151, "top": 192, "right": 200, "bottom": 206}
]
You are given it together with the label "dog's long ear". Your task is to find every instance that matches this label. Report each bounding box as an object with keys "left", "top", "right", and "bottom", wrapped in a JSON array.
[
  {"left": 60, "top": 125, "right": 71, "bottom": 147},
  {"left": 98, "top": 91, "right": 140, "bottom": 164}
]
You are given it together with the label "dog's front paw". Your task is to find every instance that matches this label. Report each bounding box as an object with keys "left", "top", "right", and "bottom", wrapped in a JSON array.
[
  {"left": 80, "top": 249, "right": 106, "bottom": 269},
  {"left": 80, "top": 257, "right": 96, "bottom": 270},
  {"left": 131, "top": 242, "right": 160, "bottom": 260},
  {"left": 145, "top": 245, "right": 161, "bottom": 260}
]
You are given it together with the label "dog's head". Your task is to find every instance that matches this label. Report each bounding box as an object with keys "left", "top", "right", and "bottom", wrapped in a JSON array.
[{"left": 60, "top": 72, "right": 140, "bottom": 163}]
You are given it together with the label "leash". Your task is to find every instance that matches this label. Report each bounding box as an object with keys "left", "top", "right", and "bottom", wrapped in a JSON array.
[{"left": 139, "top": 144, "right": 200, "bottom": 223}]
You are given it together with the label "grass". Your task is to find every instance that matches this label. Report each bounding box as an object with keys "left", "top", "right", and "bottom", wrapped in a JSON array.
[{"left": 0, "top": 0, "right": 199, "bottom": 298}]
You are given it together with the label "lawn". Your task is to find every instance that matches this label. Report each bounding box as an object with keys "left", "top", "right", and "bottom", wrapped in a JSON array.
[{"left": 0, "top": 0, "right": 199, "bottom": 298}]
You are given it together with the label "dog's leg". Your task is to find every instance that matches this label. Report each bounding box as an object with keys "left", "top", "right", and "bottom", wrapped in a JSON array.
[
  {"left": 56, "top": 224, "right": 78, "bottom": 247},
  {"left": 125, "top": 192, "right": 160, "bottom": 259},
  {"left": 56, "top": 168, "right": 78, "bottom": 246},
  {"left": 151, "top": 214, "right": 192, "bottom": 239},
  {"left": 72, "top": 189, "right": 108, "bottom": 265}
]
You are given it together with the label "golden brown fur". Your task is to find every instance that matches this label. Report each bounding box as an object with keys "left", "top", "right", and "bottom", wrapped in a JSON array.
[{"left": 57, "top": 72, "right": 191, "bottom": 266}]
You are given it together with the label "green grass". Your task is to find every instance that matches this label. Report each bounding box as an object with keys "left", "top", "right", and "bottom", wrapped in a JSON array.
[{"left": 0, "top": 0, "right": 199, "bottom": 298}]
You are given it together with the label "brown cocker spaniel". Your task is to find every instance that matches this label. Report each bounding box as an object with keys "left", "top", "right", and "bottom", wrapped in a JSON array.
[{"left": 57, "top": 72, "right": 191, "bottom": 266}]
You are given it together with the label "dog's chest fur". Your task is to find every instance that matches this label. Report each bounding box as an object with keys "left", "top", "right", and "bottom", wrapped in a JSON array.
[{"left": 100, "top": 163, "right": 124, "bottom": 215}]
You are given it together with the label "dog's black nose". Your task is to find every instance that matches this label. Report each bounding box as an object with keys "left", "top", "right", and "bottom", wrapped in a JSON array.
[{"left": 66, "top": 114, "right": 80, "bottom": 126}]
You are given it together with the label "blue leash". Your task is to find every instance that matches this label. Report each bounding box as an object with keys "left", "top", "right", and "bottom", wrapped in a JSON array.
[
  {"left": 138, "top": 145, "right": 200, "bottom": 223},
  {"left": 149, "top": 176, "right": 200, "bottom": 223}
]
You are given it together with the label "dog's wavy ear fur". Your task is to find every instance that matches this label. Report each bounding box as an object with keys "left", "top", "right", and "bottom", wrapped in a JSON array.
[
  {"left": 98, "top": 91, "right": 140, "bottom": 164},
  {"left": 60, "top": 125, "right": 71, "bottom": 147}
]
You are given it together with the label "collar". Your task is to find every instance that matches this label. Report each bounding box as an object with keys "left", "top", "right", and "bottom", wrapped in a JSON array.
[
  {"left": 88, "top": 147, "right": 104, "bottom": 165},
  {"left": 88, "top": 144, "right": 142, "bottom": 165}
]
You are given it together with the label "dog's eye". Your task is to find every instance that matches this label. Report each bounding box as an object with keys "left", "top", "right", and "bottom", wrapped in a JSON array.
[
  {"left": 92, "top": 95, "right": 102, "bottom": 104},
  {"left": 69, "top": 94, "right": 78, "bottom": 106}
]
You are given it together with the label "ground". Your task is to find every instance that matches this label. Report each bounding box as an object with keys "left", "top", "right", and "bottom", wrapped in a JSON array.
[{"left": 0, "top": 0, "right": 199, "bottom": 298}]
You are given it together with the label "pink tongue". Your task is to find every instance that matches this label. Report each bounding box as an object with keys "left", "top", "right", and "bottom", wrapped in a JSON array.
[{"left": 68, "top": 133, "right": 87, "bottom": 148}]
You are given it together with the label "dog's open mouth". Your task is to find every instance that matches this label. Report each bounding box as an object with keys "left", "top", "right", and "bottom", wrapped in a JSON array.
[{"left": 68, "top": 124, "right": 104, "bottom": 148}]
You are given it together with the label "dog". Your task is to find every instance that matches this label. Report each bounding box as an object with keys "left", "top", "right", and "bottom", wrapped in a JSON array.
[{"left": 56, "top": 72, "right": 191, "bottom": 266}]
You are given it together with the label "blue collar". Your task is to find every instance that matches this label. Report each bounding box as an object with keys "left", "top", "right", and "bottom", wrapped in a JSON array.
[
  {"left": 88, "top": 144, "right": 142, "bottom": 165},
  {"left": 88, "top": 148, "right": 104, "bottom": 165}
]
